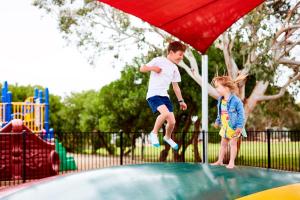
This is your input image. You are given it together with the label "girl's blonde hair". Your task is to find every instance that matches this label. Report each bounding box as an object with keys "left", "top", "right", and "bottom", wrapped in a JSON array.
[{"left": 212, "top": 74, "right": 248, "bottom": 94}]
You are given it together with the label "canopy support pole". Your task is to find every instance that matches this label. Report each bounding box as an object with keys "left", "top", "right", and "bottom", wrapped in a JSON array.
[{"left": 201, "top": 55, "right": 208, "bottom": 164}]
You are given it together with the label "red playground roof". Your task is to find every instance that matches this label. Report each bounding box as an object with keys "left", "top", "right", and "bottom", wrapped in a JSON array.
[{"left": 99, "top": 0, "right": 265, "bottom": 53}]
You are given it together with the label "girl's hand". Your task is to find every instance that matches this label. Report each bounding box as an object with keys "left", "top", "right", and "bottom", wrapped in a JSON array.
[
  {"left": 235, "top": 128, "right": 242, "bottom": 134},
  {"left": 151, "top": 66, "right": 162, "bottom": 73},
  {"left": 233, "top": 128, "right": 242, "bottom": 138},
  {"left": 213, "top": 123, "right": 219, "bottom": 129},
  {"left": 180, "top": 102, "right": 187, "bottom": 110}
]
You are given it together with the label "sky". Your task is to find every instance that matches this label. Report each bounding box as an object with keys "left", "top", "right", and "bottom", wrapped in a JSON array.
[{"left": 0, "top": 0, "right": 123, "bottom": 97}]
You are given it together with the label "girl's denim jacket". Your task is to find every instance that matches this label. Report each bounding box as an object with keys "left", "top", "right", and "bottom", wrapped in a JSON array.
[{"left": 215, "top": 94, "right": 245, "bottom": 130}]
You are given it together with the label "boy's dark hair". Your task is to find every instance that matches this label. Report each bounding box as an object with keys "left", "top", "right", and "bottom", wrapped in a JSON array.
[{"left": 167, "top": 41, "right": 186, "bottom": 54}]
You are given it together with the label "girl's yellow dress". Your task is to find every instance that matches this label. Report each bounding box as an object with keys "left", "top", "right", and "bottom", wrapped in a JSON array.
[{"left": 219, "top": 100, "right": 246, "bottom": 139}]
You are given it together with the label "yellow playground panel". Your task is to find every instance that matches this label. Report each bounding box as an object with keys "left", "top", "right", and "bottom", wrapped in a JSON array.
[
  {"left": 0, "top": 104, "right": 5, "bottom": 123},
  {"left": 0, "top": 97, "right": 45, "bottom": 133}
]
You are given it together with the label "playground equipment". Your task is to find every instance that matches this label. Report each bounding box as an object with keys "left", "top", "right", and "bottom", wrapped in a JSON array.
[
  {"left": 0, "top": 119, "right": 59, "bottom": 180},
  {"left": 0, "top": 81, "right": 76, "bottom": 181},
  {"left": 0, "top": 81, "right": 51, "bottom": 138},
  {"left": 55, "top": 140, "right": 77, "bottom": 171}
]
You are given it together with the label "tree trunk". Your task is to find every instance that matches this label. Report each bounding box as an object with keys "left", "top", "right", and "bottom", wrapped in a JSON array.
[
  {"left": 193, "top": 119, "right": 202, "bottom": 162},
  {"left": 97, "top": 132, "right": 115, "bottom": 155},
  {"left": 173, "top": 110, "right": 193, "bottom": 162}
]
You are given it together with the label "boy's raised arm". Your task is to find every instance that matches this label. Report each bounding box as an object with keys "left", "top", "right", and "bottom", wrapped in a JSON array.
[
  {"left": 139, "top": 65, "right": 150, "bottom": 73},
  {"left": 140, "top": 66, "right": 161, "bottom": 73}
]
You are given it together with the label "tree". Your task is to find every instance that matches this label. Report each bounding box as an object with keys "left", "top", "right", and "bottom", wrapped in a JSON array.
[
  {"left": 97, "top": 64, "right": 153, "bottom": 132},
  {"left": 34, "top": 0, "right": 300, "bottom": 126},
  {"left": 212, "top": 1, "right": 300, "bottom": 121},
  {"left": 49, "top": 94, "right": 64, "bottom": 133},
  {"left": 58, "top": 90, "right": 99, "bottom": 132},
  {"left": 247, "top": 93, "right": 300, "bottom": 130}
]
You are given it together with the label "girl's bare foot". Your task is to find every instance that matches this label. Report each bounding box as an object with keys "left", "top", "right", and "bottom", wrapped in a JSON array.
[
  {"left": 211, "top": 161, "right": 224, "bottom": 166},
  {"left": 226, "top": 163, "right": 235, "bottom": 169}
]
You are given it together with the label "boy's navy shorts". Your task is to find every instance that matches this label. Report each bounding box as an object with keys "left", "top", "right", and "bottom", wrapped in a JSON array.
[{"left": 147, "top": 95, "right": 173, "bottom": 114}]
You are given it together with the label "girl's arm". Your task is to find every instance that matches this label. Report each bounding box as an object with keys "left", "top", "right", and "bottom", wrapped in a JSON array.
[
  {"left": 215, "top": 99, "right": 221, "bottom": 127},
  {"left": 215, "top": 115, "right": 221, "bottom": 127},
  {"left": 236, "top": 100, "right": 245, "bottom": 129}
]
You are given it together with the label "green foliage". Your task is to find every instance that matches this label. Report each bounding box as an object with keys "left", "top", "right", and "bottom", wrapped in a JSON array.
[
  {"left": 97, "top": 65, "right": 153, "bottom": 132},
  {"left": 6, "top": 84, "right": 43, "bottom": 102},
  {"left": 59, "top": 14, "right": 77, "bottom": 34},
  {"left": 49, "top": 95, "right": 64, "bottom": 133},
  {"left": 58, "top": 90, "right": 99, "bottom": 132},
  {"left": 247, "top": 91, "right": 300, "bottom": 130},
  {"left": 76, "top": 8, "right": 92, "bottom": 16}
]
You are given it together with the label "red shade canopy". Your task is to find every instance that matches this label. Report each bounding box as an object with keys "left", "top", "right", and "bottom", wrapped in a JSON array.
[{"left": 99, "top": 0, "right": 264, "bottom": 53}]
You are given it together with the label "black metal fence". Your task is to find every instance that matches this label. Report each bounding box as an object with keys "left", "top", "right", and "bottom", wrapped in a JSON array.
[{"left": 1, "top": 130, "right": 300, "bottom": 188}]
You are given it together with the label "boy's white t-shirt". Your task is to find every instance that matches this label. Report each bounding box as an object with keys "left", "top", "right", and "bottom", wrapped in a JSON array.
[{"left": 146, "top": 57, "right": 181, "bottom": 99}]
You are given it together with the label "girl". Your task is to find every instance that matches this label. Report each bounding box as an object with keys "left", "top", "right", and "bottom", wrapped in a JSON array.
[{"left": 211, "top": 75, "right": 247, "bottom": 169}]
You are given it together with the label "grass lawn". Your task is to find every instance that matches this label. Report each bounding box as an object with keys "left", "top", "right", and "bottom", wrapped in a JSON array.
[{"left": 86, "top": 141, "right": 300, "bottom": 171}]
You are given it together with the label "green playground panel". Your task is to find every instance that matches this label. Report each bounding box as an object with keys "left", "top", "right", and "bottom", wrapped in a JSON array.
[{"left": 55, "top": 140, "right": 77, "bottom": 171}]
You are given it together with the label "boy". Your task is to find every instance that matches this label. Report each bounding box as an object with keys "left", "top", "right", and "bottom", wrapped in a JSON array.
[{"left": 140, "top": 41, "right": 187, "bottom": 150}]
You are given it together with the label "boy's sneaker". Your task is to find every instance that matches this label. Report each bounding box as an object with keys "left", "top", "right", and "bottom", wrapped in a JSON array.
[
  {"left": 163, "top": 136, "right": 178, "bottom": 150},
  {"left": 149, "top": 132, "right": 160, "bottom": 147}
]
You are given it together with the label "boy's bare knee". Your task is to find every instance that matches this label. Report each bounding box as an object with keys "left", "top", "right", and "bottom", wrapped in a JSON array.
[
  {"left": 169, "top": 119, "right": 176, "bottom": 126},
  {"left": 166, "top": 114, "right": 175, "bottom": 126},
  {"left": 159, "top": 112, "right": 169, "bottom": 119},
  {"left": 168, "top": 121, "right": 176, "bottom": 128}
]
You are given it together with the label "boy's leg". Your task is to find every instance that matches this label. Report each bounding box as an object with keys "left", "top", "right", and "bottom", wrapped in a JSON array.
[
  {"left": 149, "top": 105, "right": 170, "bottom": 147},
  {"left": 211, "top": 138, "right": 229, "bottom": 165},
  {"left": 165, "top": 112, "right": 176, "bottom": 138},
  {"left": 150, "top": 103, "right": 178, "bottom": 150},
  {"left": 227, "top": 138, "right": 238, "bottom": 169},
  {"left": 152, "top": 105, "right": 170, "bottom": 134},
  {"left": 163, "top": 112, "right": 178, "bottom": 150}
]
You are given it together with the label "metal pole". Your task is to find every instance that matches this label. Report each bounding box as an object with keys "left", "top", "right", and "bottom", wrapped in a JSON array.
[
  {"left": 201, "top": 55, "right": 208, "bottom": 164},
  {"left": 22, "top": 130, "right": 26, "bottom": 183},
  {"left": 202, "top": 130, "right": 206, "bottom": 163},
  {"left": 2, "top": 81, "right": 8, "bottom": 126},
  {"left": 44, "top": 88, "right": 50, "bottom": 137},
  {"left": 7, "top": 91, "right": 12, "bottom": 122},
  {"left": 267, "top": 129, "right": 271, "bottom": 169},
  {"left": 34, "top": 88, "right": 39, "bottom": 102},
  {"left": 182, "top": 132, "right": 185, "bottom": 162},
  {"left": 120, "top": 130, "right": 123, "bottom": 165}
]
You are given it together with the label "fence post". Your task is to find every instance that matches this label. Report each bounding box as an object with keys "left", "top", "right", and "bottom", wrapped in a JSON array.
[
  {"left": 120, "top": 130, "right": 123, "bottom": 166},
  {"left": 182, "top": 132, "right": 185, "bottom": 162},
  {"left": 202, "top": 130, "right": 206, "bottom": 164},
  {"left": 131, "top": 132, "right": 134, "bottom": 161},
  {"left": 267, "top": 129, "right": 271, "bottom": 169},
  {"left": 141, "top": 131, "right": 145, "bottom": 161},
  {"left": 22, "top": 130, "right": 26, "bottom": 183}
]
